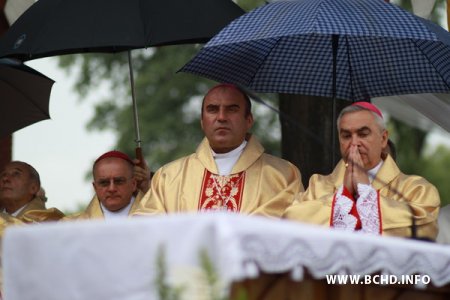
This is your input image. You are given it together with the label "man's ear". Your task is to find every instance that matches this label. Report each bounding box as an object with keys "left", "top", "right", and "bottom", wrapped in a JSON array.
[
  {"left": 29, "top": 182, "right": 39, "bottom": 196},
  {"left": 381, "top": 129, "right": 389, "bottom": 148},
  {"left": 246, "top": 113, "right": 254, "bottom": 130},
  {"left": 131, "top": 177, "right": 138, "bottom": 192}
]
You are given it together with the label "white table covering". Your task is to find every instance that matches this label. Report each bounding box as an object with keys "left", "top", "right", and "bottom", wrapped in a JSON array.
[{"left": 3, "top": 213, "right": 450, "bottom": 300}]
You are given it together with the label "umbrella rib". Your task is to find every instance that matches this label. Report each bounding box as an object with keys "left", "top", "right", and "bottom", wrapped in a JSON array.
[
  {"left": 246, "top": 37, "right": 283, "bottom": 87},
  {"left": 410, "top": 39, "right": 450, "bottom": 92},
  {"left": 344, "top": 36, "right": 356, "bottom": 102},
  {"left": 237, "top": 36, "right": 326, "bottom": 146}
]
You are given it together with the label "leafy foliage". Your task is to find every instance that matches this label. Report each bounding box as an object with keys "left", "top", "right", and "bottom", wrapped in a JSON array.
[
  {"left": 388, "top": 119, "right": 450, "bottom": 205},
  {"left": 156, "top": 245, "right": 184, "bottom": 300},
  {"left": 155, "top": 246, "right": 248, "bottom": 300},
  {"left": 393, "top": 0, "right": 447, "bottom": 25},
  {"left": 388, "top": 119, "right": 427, "bottom": 175},
  {"left": 58, "top": 0, "right": 275, "bottom": 169},
  {"left": 421, "top": 145, "right": 450, "bottom": 205}
]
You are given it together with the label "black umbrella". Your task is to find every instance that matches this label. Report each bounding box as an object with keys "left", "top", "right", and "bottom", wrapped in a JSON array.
[
  {"left": 0, "top": 58, "right": 54, "bottom": 138},
  {"left": 0, "top": 0, "right": 244, "bottom": 161}
]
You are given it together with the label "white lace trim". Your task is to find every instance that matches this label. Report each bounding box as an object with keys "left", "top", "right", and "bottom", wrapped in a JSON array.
[
  {"left": 356, "top": 183, "right": 381, "bottom": 235},
  {"left": 332, "top": 186, "right": 357, "bottom": 231}
]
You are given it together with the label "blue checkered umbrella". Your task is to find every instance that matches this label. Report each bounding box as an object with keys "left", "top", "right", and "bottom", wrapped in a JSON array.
[{"left": 181, "top": 0, "right": 450, "bottom": 101}]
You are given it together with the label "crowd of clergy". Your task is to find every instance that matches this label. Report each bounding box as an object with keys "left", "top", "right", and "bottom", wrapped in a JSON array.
[{"left": 0, "top": 83, "right": 446, "bottom": 243}]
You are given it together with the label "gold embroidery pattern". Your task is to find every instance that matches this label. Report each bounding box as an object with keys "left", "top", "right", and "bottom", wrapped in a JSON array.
[{"left": 198, "top": 170, "right": 245, "bottom": 212}]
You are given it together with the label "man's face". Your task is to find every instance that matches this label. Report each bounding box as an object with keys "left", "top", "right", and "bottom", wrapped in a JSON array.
[
  {"left": 0, "top": 162, "right": 38, "bottom": 208},
  {"left": 338, "top": 110, "right": 388, "bottom": 170},
  {"left": 201, "top": 87, "right": 254, "bottom": 153},
  {"left": 93, "top": 158, "right": 137, "bottom": 212}
]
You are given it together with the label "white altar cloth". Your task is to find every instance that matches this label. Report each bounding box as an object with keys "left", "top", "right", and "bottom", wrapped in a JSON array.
[{"left": 3, "top": 213, "right": 450, "bottom": 300}]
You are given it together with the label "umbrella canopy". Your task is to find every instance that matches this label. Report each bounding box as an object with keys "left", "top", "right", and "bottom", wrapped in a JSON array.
[
  {"left": 0, "top": 0, "right": 245, "bottom": 59},
  {"left": 0, "top": 0, "right": 244, "bottom": 160},
  {"left": 181, "top": 0, "right": 450, "bottom": 101},
  {"left": 0, "top": 58, "right": 54, "bottom": 138}
]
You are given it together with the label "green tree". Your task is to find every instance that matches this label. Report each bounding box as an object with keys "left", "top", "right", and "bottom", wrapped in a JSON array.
[
  {"left": 388, "top": 119, "right": 427, "bottom": 175},
  {"left": 421, "top": 145, "right": 450, "bottom": 205}
]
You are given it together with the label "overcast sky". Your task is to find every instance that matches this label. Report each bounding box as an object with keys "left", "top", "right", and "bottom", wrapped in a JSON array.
[{"left": 13, "top": 57, "right": 115, "bottom": 212}]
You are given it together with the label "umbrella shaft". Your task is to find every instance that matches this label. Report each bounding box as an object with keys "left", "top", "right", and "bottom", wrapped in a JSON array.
[
  {"left": 331, "top": 35, "right": 339, "bottom": 168},
  {"left": 128, "top": 50, "right": 141, "bottom": 147}
]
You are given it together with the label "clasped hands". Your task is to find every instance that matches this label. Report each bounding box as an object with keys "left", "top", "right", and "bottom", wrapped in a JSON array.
[{"left": 344, "top": 145, "right": 370, "bottom": 197}]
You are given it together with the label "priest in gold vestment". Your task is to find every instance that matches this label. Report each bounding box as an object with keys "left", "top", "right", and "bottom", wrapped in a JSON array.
[
  {"left": 0, "top": 161, "right": 64, "bottom": 293},
  {"left": 0, "top": 161, "right": 64, "bottom": 225},
  {"left": 284, "top": 102, "right": 440, "bottom": 239},
  {"left": 135, "top": 84, "right": 303, "bottom": 217}
]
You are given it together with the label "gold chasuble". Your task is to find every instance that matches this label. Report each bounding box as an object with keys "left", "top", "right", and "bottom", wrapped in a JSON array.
[
  {"left": 284, "top": 155, "right": 440, "bottom": 239},
  {"left": 65, "top": 191, "right": 145, "bottom": 220},
  {"left": 135, "top": 135, "right": 303, "bottom": 217}
]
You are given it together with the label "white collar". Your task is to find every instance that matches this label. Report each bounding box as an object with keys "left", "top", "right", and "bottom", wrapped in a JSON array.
[
  {"left": 101, "top": 196, "right": 135, "bottom": 219},
  {"left": 8, "top": 203, "right": 28, "bottom": 217},
  {"left": 368, "top": 160, "right": 383, "bottom": 182},
  {"left": 212, "top": 140, "right": 247, "bottom": 176}
]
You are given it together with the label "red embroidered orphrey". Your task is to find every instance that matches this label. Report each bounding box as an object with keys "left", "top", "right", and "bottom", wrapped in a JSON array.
[{"left": 198, "top": 170, "right": 246, "bottom": 212}]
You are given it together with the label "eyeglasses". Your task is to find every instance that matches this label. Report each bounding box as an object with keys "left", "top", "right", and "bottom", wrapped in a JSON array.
[{"left": 95, "top": 177, "right": 132, "bottom": 188}]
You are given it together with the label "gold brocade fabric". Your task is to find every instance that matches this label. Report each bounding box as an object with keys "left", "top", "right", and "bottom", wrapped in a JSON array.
[
  {"left": 283, "top": 155, "right": 440, "bottom": 239},
  {"left": 64, "top": 191, "right": 145, "bottom": 220},
  {"left": 0, "top": 212, "right": 24, "bottom": 238},
  {"left": 15, "top": 197, "right": 65, "bottom": 223},
  {"left": 0, "top": 197, "right": 64, "bottom": 272},
  {"left": 134, "top": 135, "right": 303, "bottom": 218}
]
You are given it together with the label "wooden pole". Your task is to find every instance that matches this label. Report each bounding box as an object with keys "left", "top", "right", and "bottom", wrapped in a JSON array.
[{"left": 0, "top": 0, "right": 13, "bottom": 171}]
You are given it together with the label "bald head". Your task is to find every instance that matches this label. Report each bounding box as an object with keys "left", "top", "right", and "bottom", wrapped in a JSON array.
[{"left": 0, "top": 161, "right": 41, "bottom": 214}]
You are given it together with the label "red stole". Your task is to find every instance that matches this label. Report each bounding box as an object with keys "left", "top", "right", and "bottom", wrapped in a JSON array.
[{"left": 198, "top": 170, "right": 245, "bottom": 212}]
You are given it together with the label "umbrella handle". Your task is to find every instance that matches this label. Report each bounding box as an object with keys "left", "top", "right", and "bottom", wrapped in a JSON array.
[
  {"left": 135, "top": 146, "right": 145, "bottom": 169},
  {"left": 134, "top": 146, "right": 152, "bottom": 194}
]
